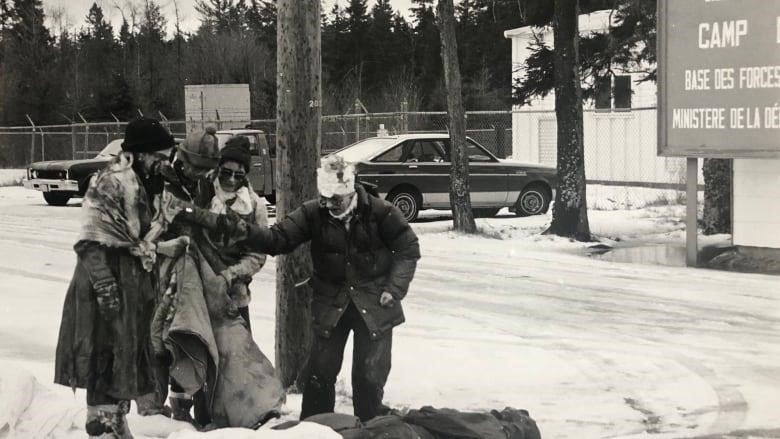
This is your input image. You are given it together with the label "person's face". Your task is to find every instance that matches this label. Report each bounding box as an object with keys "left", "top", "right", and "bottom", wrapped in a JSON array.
[
  {"left": 134, "top": 151, "right": 169, "bottom": 176},
  {"left": 321, "top": 192, "right": 356, "bottom": 216},
  {"left": 218, "top": 160, "right": 247, "bottom": 193}
]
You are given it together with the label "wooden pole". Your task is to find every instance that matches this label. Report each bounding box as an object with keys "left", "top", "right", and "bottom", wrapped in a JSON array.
[
  {"left": 437, "top": 0, "right": 476, "bottom": 233},
  {"left": 275, "top": 0, "right": 321, "bottom": 388},
  {"left": 686, "top": 157, "right": 699, "bottom": 266}
]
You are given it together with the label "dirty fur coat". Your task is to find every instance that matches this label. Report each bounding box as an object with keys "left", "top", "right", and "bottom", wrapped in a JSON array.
[{"left": 54, "top": 153, "right": 156, "bottom": 400}]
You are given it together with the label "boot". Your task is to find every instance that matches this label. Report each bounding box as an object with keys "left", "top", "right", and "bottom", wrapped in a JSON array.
[
  {"left": 169, "top": 393, "right": 196, "bottom": 425},
  {"left": 85, "top": 403, "right": 133, "bottom": 438}
]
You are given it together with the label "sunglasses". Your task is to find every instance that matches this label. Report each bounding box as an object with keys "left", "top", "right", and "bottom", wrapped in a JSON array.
[{"left": 218, "top": 167, "right": 247, "bottom": 182}]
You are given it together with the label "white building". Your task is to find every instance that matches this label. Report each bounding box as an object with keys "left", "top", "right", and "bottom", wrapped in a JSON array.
[{"left": 505, "top": 11, "right": 780, "bottom": 252}]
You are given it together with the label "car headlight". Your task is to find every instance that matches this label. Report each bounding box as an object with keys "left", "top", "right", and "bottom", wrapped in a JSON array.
[{"left": 30, "top": 169, "right": 37, "bottom": 179}]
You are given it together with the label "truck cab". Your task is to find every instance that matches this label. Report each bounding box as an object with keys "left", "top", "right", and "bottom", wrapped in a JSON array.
[{"left": 215, "top": 129, "right": 276, "bottom": 204}]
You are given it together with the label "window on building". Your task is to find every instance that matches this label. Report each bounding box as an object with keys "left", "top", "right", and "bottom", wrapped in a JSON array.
[
  {"left": 594, "top": 75, "right": 633, "bottom": 111},
  {"left": 613, "top": 75, "right": 632, "bottom": 110},
  {"left": 595, "top": 76, "right": 612, "bottom": 110}
]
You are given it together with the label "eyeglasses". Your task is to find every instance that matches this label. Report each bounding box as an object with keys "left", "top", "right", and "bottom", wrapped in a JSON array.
[
  {"left": 218, "top": 167, "right": 247, "bottom": 182},
  {"left": 320, "top": 192, "right": 355, "bottom": 206}
]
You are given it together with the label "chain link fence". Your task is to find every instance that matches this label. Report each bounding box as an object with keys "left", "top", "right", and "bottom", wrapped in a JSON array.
[{"left": 0, "top": 108, "right": 694, "bottom": 209}]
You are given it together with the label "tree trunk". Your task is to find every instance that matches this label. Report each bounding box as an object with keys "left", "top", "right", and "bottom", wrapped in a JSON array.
[
  {"left": 275, "top": 0, "right": 321, "bottom": 388},
  {"left": 702, "top": 158, "right": 732, "bottom": 235},
  {"left": 545, "top": 0, "right": 591, "bottom": 242},
  {"left": 436, "top": 0, "right": 476, "bottom": 234}
]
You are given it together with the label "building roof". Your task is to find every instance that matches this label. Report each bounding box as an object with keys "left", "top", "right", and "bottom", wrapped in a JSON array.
[{"left": 504, "top": 10, "right": 616, "bottom": 39}]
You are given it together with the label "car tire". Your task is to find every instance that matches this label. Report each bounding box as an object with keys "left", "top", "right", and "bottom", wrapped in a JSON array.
[
  {"left": 43, "top": 192, "right": 72, "bottom": 206},
  {"left": 388, "top": 188, "right": 421, "bottom": 222},
  {"left": 473, "top": 208, "right": 500, "bottom": 218},
  {"left": 515, "top": 184, "right": 551, "bottom": 217}
]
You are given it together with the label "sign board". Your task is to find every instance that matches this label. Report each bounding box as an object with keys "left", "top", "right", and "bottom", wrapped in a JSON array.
[{"left": 658, "top": 0, "right": 780, "bottom": 158}]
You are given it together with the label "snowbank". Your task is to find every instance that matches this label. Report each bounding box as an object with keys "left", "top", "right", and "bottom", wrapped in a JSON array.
[{"left": 0, "top": 169, "right": 24, "bottom": 187}]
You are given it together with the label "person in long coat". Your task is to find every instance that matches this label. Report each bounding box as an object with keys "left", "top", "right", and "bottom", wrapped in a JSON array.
[
  {"left": 177, "top": 155, "right": 420, "bottom": 422},
  {"left": 54, "top": 117, "right": 175, "bottom": 438}
]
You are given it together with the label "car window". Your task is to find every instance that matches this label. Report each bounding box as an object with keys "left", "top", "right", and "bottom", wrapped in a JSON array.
[
  {"left": 465, "top": 140, "right": 494, "bottom": 162},
  {"left": 373, "top": 144, "right": 404, "bottom": 162},
  {"left": 403, "top": 140, "right": 447, "bottom": 163},
  {"left": 97, "top": 139, "right": 123, "bottom": 157}
]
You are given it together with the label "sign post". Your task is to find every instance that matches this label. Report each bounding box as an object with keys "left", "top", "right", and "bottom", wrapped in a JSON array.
[{"left": 658, "top": 0, "right": 780, "bottom": 265}]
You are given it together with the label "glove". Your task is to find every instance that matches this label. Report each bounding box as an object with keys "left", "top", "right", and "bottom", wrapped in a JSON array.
[
  {"left": 217, "top": 209, "right": 250, "bottom": 246},
  {"left": 94, "top": 280, "right": 121, "bottom": 320},
  {"left": 379, "top": 291, "right": 395, "bottom": 308}
]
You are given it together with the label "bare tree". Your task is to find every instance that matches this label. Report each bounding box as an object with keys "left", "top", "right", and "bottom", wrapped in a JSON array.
[
  {"left": 275, "top": 0, "right": 321, "bottom": 388},
  {"left": 436, "top": 0, "right": 476, "bottom": 233}
]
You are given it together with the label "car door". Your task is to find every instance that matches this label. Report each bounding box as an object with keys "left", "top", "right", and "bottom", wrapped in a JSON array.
[
  {"left": 242, "top": 134, "right": 266, "bottom": 193},
  {"left": 399, "top": 139, "right": 451, "bottom": 209},
  {"left": 442, "top": 139, "right": 509, "bottom": 207}
]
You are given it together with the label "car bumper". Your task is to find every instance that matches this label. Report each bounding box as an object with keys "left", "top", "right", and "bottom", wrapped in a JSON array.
[{"left": 23, "top": 178, "right": 79, "bottom": 192}]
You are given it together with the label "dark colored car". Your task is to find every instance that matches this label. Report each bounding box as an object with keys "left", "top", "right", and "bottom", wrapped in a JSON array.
[
  {"left": 23, "top": 138, "right": 176, "bottom": 206},
  {"left": 331, "top": 134, "right": 557, "bottom": 222}
]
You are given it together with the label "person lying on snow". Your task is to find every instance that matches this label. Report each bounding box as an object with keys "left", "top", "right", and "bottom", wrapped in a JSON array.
[
  {"left": 175, "top": 155, "right": 421, "bottom": 422},
  {"left": 145, "top": 127, "right": 283, "bottom": 430},
  {"left": 54, "top": 117, "right": 181, "bottom": 439}
]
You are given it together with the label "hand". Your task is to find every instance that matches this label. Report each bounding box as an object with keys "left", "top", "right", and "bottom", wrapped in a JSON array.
[
  {"left": 95, "top": 281, "right": 121, "bottom": 320},
  {"left": 379, "top": 291, "right": 395, "bottom": 308},
  {"left": 156, "top": 236, "right": 190, "bottom": 258},
  {"left": 216, "top": 211, "right": 249, "bottom": 246}
]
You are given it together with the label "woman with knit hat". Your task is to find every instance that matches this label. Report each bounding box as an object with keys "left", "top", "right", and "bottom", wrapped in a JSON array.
[{"left": 206, "top": 135, "right": 269, "bottom": 329}]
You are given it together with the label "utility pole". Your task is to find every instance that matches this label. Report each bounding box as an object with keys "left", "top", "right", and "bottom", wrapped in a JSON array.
[
  {"left": 275, "top": 0, "right": 321, "bottom": 388},
  {"left": 437, "top": 0, "right": 476, "bottom": 233}
]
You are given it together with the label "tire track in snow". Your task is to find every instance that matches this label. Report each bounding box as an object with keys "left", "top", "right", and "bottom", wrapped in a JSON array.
[{"left": 0, "top": 265, "right": 70, "bottom": 284}]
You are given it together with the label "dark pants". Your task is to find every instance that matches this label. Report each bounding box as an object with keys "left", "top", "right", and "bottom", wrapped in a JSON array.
[{"left": 300, "top": 302, "right": 393, "bottom": 422}]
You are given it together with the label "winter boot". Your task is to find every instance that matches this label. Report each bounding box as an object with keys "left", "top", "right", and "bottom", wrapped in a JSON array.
[
  {"left": 169, "top": 393, "right": 196, "bottom": 425},
  {"left": 85, "top": 403, "right": 133, "bottom": 438}
]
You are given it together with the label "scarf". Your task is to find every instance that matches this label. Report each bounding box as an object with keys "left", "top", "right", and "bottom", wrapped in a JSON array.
[
  {"left": 209, "top": 179, "right": 254, "bottom": 216},
  {"left": 79, "top": 152, "right": 156, "bottom": 270}
]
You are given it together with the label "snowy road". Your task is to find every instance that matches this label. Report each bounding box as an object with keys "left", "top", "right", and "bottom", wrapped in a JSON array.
[{"left": 0, "top": 186, "right": 778, "bottom": 438}]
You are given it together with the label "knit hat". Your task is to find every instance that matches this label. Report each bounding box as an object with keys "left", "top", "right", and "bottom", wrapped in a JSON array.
[
  {"left": 121, "top": 117, "right": 175, "bottom": 153},
  {"left": 178, "top": 126, "right": 220, "bottom": 169},
  {"left": 220, "top": 136, "right": 252, "bottom": 172},
  {"left": 317, "top": 155, "right": 356, "bottom": 197}
]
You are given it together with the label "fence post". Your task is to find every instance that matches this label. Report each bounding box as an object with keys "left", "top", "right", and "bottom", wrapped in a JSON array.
[
  {"left": 78, "top": 113, "right": 89, "bottom": 158},
  {"left": 71, "top": 123, "right": 77, "bottom": 160},
  {"left": 494, "top": 124, "right": 504, "bottom": 158},
  {"left": 40, "top": 128, "right": 45, "bottom": 161},
  {"left": 25, "top": 114, "right": 35, "bottom": 163},
  {"left": 111, "top": 113, "right": 121, "bottom": 143},
  {"left": 354, "top": 99, "right": 361, "bottom": 142},
  {"left": 400, "top": 100, "right": 408, "bottom": 134}
]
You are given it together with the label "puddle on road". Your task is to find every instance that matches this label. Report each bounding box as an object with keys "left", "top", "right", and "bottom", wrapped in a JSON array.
[{"left": 591, "top": 245, "right": 688, "bottom": 267}]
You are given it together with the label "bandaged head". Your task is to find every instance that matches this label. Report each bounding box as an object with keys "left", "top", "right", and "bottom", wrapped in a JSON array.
[{"left": 317, "top": 155, "right": 356, "bottom": 198}]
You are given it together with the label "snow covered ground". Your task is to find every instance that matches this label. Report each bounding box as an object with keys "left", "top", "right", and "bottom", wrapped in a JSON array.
[
  {"left": 0, "top": 169, "right": 24, "bottom": 187},
  {"left": 0, "top": 186, "right": 778, "bottom": 438}
]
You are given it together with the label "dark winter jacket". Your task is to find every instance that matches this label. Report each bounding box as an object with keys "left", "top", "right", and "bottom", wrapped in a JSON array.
[
  {"left": 245, "top": 184, "right": 420, "bottom": 339},
  {"left": 54, "top": 155, "right": 157, "bottom": 400}
]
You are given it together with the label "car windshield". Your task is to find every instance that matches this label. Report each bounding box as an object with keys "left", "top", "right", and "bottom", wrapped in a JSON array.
[
  {"left": 96, "top": 139, "right": 123, "bottom": 158},
  {"left": 333, "top": 137, "right": 400, "bottom": 163},
  {"left": 216, "top": 133, "right": 234, "bottom": 148}
]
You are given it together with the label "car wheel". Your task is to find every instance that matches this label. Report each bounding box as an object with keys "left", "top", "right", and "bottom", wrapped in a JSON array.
[
  {"left": 473, "top": 208, "right": 500, "bottom": 218},
  {"left": 264, "top": 192, "right": 276, "bottom": 205},
  {"left": 388, "top": 188, "right": 421, "bottom": 222},
  {"left": 43, "top": 192, "right": 72, "bottom": 206},
  {"left": 515, "top": 184, "right": 550, "bottom": 217}
]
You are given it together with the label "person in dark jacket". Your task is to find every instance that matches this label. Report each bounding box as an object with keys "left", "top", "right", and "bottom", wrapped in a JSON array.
[
  {"left": 54, "top": 117, "right": 175, "bottom": 438},
  {"left": 177, "top": 155, "right": 420, "bottom": 422}
]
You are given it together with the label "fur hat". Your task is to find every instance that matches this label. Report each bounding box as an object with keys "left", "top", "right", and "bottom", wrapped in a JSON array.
[
  {"left": 178, "top": 126, "right": 220, "bottom": 169},
  {"left": 122, "top": 117, "right": 175, "bottom": 153},
  {"left": 317, "top": 155, "right": 355, "bottom": 197},
  {"left": 220, "top": 136, "right": 252, "bottom": 171}
]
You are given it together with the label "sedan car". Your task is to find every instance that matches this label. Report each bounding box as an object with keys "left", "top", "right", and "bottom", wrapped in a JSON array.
[
  {"left": 23, "top": 138, "right": 176, "bottom": 206},
  {"left": 332, "top": 133, "right": 557, "bottom": 222}
]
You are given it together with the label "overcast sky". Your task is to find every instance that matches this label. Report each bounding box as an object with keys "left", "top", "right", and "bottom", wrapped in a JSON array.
[{"left": 43, "top": 0, "right": 416, "bottom": 36}]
